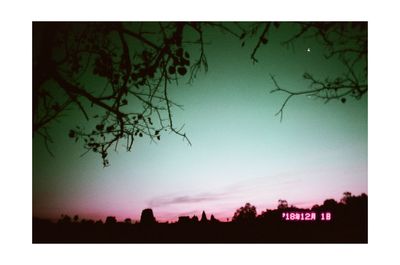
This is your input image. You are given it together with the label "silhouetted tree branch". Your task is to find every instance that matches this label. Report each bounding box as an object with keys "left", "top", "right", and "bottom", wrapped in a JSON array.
[
  {"left": 33, "top": 22, "right": 207, "bottom": 166},
  {"left": 269, "top": 22, "right": 367, "bottom": 120},
  {"left": 33, "top": 22, "right": 367, "bottom": 165},
  {"left": 250, "top": 22, "right": 272, "bottom": 63}
]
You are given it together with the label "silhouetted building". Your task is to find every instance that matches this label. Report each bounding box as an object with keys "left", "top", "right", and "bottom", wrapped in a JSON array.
[
  {"left": 210, "top": 214, "right": 220, "bottom": 223},
  {"left": 178, "top": 216, "right": 191, "bottom": 224},
  {"left": 33, "top": 192, "right": 368, "bottom": 243},
  {"left": 201, "top": 211, "right": 208, "bottom": 223},
  {"left": 191, "top": 215, "right": 199, "bottom": 223},
  {"left": 140, "top": 208, "right": 156, "bottom": 224}
]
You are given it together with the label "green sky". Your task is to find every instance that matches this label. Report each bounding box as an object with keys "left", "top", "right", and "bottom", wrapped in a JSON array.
[{"left": 33, "top": 22, "right": 367, "bottom": 222}]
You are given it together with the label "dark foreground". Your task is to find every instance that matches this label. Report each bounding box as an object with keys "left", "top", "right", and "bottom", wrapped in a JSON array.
[
  {"left": 33, "top": 219, "right": 367, "bottom": 243},
  {"left": 34, "top": 193, "right": 367, "bottom": 243}
]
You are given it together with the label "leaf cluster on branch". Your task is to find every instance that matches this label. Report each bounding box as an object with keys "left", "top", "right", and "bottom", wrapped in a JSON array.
[{"left": 34, "top": 22, "right": 210, "bottom": 166}]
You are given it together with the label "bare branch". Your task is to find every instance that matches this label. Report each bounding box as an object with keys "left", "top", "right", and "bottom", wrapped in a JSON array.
[{"left": 250, "top": 23, "right": 271, "bottom": 63}]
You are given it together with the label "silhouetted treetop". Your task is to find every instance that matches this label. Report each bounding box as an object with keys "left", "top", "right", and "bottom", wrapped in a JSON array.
[
  {"left": 232, "top": 202, "right": 257, "bottom": 223},
  {"left": 277, "top": 199, "right": 289, "bottom": 209},
  {"left": 73, "top": 215, "right": 79, "bottom": 222},
  {"left": 323, "top": 199, "right": 339, "bottom": 209},
  {"left": 105, "top": 216, "right": 117, "bottom": 224},
  {"left": 36, "top": 192, "right": 368, "bottom": 243},
  {"left": 341, "top": 191, "right": 353, "bottom": 204},
  {"left": 58, "top": 214, "right": 72, "bottom": 224}
]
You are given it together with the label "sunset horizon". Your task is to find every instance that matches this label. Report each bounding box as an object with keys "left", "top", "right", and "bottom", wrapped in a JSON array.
[
  {"left": 33, "top": 21, "right": 367, "bottom": 243},
  {"left": 33, "top": 190, "right": 367, "bottom": 223}
]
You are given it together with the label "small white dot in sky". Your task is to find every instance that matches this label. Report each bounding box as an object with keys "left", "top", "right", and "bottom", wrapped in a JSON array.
[{"left": 306, "top": 48, "right": 311, "bottom": 53}]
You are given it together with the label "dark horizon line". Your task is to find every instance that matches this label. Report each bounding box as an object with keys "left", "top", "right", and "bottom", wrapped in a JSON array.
[{"left": 33, "top": 191, "right": 367, "bottom": 223}]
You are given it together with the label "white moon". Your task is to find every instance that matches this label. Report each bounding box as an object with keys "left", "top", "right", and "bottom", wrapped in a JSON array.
[{"left": 306, "top": 48, "right": 311, "bottom": 52}]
